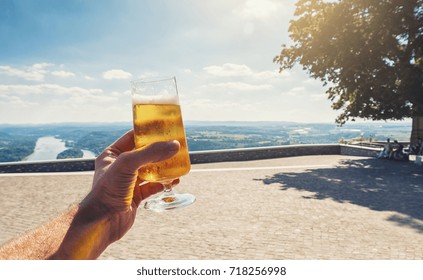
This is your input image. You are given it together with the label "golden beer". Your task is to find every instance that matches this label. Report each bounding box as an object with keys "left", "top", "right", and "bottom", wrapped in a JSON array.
[
  {"left": 132, "top": 101, "right": 191, "bottom": 182},
  {"left": 131, "top": 76, "right": 194, "bottom": 211}
]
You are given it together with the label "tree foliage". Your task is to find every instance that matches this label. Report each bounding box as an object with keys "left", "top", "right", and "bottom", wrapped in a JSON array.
[
  {"left": 274, "top": 0, "right": 423, "bottom": 124},
  {"left": 56, "top": 148, "right": 83, "bottom": 159}
]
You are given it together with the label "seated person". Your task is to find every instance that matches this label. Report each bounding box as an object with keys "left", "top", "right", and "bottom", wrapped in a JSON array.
[
  {"left": 391, "top": 140, "right": 408, "bottom": 161},
  {"left": 410, "top": 137, "right": 423, "bottom": 155},
  {"left": 378, "top": 138, "right": 392, "bottom": 159}
]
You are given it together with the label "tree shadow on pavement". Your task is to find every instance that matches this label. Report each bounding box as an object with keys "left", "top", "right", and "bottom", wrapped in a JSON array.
[{"left": 257, "top": 158, "right": 423, "bottom": 233}]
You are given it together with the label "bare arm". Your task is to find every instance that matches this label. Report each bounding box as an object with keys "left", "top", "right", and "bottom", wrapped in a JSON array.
[
  {"left": 0, "top": 205, "right": 78, "bottom": 260},
  {"left": 0, "top": 130, "right": 179, "bottom": 260},
  {"left": 0, "top": 204, "right": 119, "bottom": 260}
]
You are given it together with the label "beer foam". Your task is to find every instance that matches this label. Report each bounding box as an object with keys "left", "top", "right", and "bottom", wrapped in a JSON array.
[{"left": 132, "top": 95, "right": 180, "bottom": 105}]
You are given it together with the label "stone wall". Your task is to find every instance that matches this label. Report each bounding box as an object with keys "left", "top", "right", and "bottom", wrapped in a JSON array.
[
  {"left": 189, "top": 144, "right": 341, "bottom": 164},
  {"left": 340, "top": 144, "right": 381, "bottom": 157},
  {"left": 0, "top": 144, "right": 381, "bottom": 173},
  {"left": 0, "top": 159, "right": 95, "bottom": 173}
]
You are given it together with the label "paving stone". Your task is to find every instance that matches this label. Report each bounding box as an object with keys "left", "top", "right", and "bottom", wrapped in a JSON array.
[{"left": 0, "top": 155, "right": 422, "bottom": 260}]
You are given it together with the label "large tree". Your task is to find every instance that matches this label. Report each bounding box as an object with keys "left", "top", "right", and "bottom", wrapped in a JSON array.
[{"left": 274, "top": 0, "right": 423, "bottom": 142}]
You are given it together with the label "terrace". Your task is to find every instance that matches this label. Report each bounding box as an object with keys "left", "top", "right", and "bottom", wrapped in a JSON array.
[{"left": 1, "top": 144, "right": 422, "bottom": 259}]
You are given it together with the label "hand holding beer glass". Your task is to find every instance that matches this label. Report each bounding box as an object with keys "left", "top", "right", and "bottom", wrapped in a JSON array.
[{"left": 131, "top": 76, "right": 195, "bottom": 212}]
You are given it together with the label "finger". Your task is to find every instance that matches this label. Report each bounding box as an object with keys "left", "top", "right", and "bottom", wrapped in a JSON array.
[
  {"left": 116, "top": 140, "right": 180, "bottom": 174},
  {"left": 133, "top": 180, "right": 163, "bottom": 207},
  {"left": 139, "top": 182, "right": 164, "bottom": 202},
  {"left": 169, "top": 178, "right": 180, "bottom": 187},
  {"left": 95, "top": 130, "right": 135, "bottom": 170},
  {"left": 134, "top": 178, "right": 180, "bottom": 207},
  {"left": 108, "top": 130, "right": 136, "bottom": 155}
]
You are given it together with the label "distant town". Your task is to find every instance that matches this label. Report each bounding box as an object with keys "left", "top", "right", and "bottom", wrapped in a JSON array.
[{"left": 0, "top": 121, "right": 412, "bottom": 163}]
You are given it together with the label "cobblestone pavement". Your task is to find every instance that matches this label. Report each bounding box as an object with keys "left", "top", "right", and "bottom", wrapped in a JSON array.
[{"left": 1, "top": 155, "right": 422, "bottom": 259}]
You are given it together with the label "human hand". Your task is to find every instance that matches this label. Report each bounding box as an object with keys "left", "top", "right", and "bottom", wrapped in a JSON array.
[
  {"left": 79, "top": 130, "right": 180, "bottom": 245},
  {"left": 1, "top": 129, "right": 181, "bottom": 260}
]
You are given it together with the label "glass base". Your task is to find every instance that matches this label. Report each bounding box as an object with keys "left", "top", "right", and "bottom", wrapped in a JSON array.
[{"left": 144, "top": 192, "right": 196, "bottom": 212}]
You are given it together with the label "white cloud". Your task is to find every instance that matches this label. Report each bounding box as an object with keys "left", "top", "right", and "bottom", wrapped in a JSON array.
[
  {"left": 204, "top": 63, "right": 253, "bottom": 77},
  {"left": 208, "top": 82, "right": 272, "bottom": 91},
  {"left": 292, "top": 86, "right": 305, "bottom": 92},
  {"left": 32, "top": 62, "right": 54, "bottom": 69},
  {"left": 0, "top": 63, "right": 53, "bottom": 81},
  {"left": 138, "top": 71, "right": 160, "bottom": 79},
  {"left": 243, "top": 22, "right": 255, "bottom": 35},
  {"left": 0, "top": 1, "right": 347, "bottom": 124},
  {"left": 310, "top": 93, "right": 327, "bottom": 101},
  {"left": 254, "top": 69, "right": 281, "bottom": 80},
  {"left": 51, "top": 70, "right": 75, "bottom": 78},
  {"left": 0, "top": 62, "right": 132, "bottom": 123},
  {"left": 102, "top": 69, "right": 133, "bottom": 80},
  {"left": 183, "top": 98, "right": 258, "bottom": 121},
  {"left": 283, "top": 86, "right": 307, "bottom": 96},
  {"left": 0, "top": 63, "right": 80, "bottom": 81},
  {"left": 0, "top": 84, "right": 103, "bottom": 96},
  {"left": 234, "top": 0, "right": 282, "bottom": 19},
  {"left": 0, "top": 94, "right": 35, "bottom": 107},
  {"left": 203, "top": 63, "right": 283, "bottom": 81}
]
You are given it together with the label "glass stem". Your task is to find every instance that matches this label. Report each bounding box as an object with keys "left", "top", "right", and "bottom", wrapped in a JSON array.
[
  {"left": 161, "top": 181, "right": 176, "bottom": 202},
  {"left": 163, "top": 183, "right": 174, "bottom": 195}
]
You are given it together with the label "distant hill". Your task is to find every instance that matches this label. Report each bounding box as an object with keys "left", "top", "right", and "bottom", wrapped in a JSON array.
[
  {"left": 0, "top": 121, "right": 412, "bottom": 162},
  {"left": 184, "top": 120, "right": 300, "bottom": 127}
]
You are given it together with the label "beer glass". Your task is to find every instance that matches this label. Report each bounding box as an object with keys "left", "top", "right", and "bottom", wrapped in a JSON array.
[{"left": 131, "top": 76, "right": 194, "bottom": 212}]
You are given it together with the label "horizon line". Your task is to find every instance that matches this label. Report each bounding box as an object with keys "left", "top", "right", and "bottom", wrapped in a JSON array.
[{"left": 0, "top": 119, "right": 413, "bottom": 126}]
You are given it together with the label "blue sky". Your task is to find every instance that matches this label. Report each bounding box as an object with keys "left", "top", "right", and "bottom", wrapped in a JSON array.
[{"left": 0, "top": 0, "right": 341, "bottom": 124}]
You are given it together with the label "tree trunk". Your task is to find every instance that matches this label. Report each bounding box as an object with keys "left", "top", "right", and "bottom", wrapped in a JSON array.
[{"left": 410, "top": 116, "right": 423, "bottom": 145}]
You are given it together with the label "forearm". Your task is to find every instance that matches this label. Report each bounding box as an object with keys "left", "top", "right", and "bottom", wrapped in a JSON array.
[
  {"left": 0, "top": 205, "right": 79, "bottom": 260},
  {"left": 0, "top": 204, "right": 113, "bottom": 260},
  {"left": 49, "top": 203, "right": 112, "bottom": 260}
]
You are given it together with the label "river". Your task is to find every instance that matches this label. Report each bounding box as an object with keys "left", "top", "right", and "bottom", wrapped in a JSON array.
[{"left": 24, "top": 136, "right": 96, "bottom": 161}]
